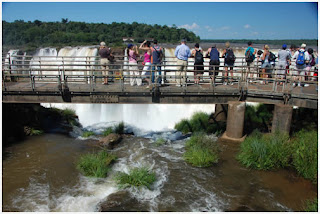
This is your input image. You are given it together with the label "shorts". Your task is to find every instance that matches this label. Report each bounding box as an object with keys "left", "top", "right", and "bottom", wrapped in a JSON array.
[
  {"left": 194, "top": 63, "right": 204, "bottom": 75},
  {"left": 141, "top": 62, "right": 151, "bottom": 78},
  {"left": 209, "top": 60, "right": 220, "bottom": 76},
  {"left": 261, "top": 62, "right": 271, "bottom": 69},
  {"left": 101, "top": 58, "right": 111, "bottom": 76}
]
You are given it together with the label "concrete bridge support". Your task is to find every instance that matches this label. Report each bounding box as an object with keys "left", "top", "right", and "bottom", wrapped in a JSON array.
[
  {"left": 271, "top": 104, "right": 293, "bottom": 134},
  {"left": 225, "top": 101, "right": 246, "bottom": 140}
]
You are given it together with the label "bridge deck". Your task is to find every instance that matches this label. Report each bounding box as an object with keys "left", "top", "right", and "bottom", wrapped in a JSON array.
[{"left": 3, "top": 80, "right": 318, "bottom": 108}]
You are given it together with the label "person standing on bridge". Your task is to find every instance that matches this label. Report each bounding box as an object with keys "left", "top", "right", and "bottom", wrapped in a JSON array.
[
  {"left": 245, "top": 41, "right": 257, "bottom": 83},
  {"left": 221, "top": 42, "right": 236, "bottom": 85},
  {"left": 99, "top": 42, "right": 113, "bottom": 85},
  {"left": 127, "top": 44, "right": 142, "bottom": 86},
  {"left": 174, "top": 39, "right": 191, "bottom": 87},
  {"left": 277, "top": 44, "right": 291, "bottom": 85},
  {"left": 191, "top": 43, "right": 204, "bottom": 85},
  {"left": 206, "top": 44, "right": 220, "bottom": 85},
  {"left": 291, "top": 43, "right": 310, "bottom": 87},
  {"left": 139, "top": 40, "right": 152, "bottom": 88},
  {"left": 151, "top": 40, "right": 164, "bottom": 86}
]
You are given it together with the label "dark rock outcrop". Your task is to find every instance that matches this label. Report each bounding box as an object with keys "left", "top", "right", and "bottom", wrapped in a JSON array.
[
  {"left": 97, "top": 190, "right": 147, "bottom": 212},
  {"left": 3, "top": 103, "right": 80, "bottom": 147},
  {"left": 99, "top": 133, "right": 122, "bottom": 149}
]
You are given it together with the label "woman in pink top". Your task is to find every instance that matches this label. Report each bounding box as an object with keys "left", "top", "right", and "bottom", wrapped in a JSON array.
[
  {"left": 127, "top": 44, "right": 141, "bottom": 86},
  {"left": 139, "top": 40, "right": 152, "bottom": 88}
]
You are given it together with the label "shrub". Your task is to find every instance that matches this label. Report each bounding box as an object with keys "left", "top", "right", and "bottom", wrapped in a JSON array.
[
  {"left": 114, "top": 122, "right": 124, "bottom": 134},
  {"left": 237, "top": 130, "right": 291, "bottom": 170},
  {"left": 305, "top": 198, "right": 318, "bottom": 212},
  {"left": 82, "top": 131, "right": 95, "bottom": 138},
  {"left": 174, "top": 119, "right": 192, "bottom": 134},
  {"left": 291, "top": 130, "right": 318, "bottom": 183},
  {"left": 184, "top": 133, "right": 219, "bottom": 167},
  {"left": 174, "top": 111, "right": 225, "bottom": 135},
  {"left": 76, "top": 150, "right": 117, "bottom": 178},
  {"left": 29, "top": 128, "right": 43, "bottom": 136},
  {"left": 103, "top": 127, "right": 113, "bottom": 136},
  {"left": 115, "top": 167, "right": 156, "bottom": 189}
]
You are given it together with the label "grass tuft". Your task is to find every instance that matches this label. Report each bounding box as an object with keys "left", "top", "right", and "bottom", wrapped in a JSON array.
[
  {"left": 237, "top": 130, "right": 291, "bottom": 170},
  {"left": 155, "top": 138, "right": 166, "bottom": 146},
  {"left": 115, "top": 167, "right": 156, "bottom": 189},
  {"left": 29, "top": 128, "right": 44, "bottom": 136},
  {"left": 304, "top": 198, "right": 318, "bottom": 212},
  {"left": 114, "top": 122, "right": 124, "bottom": 135},
  {"left": 183, "top": 133, "right": 219, "bottom": 167},
  {"left": 82, "top": 131, "right": 95, "bottom": 138},
  {"left": 76, "top": 150, "right": 117, "bottom": 178},
  {"left": 103, "top": 127, "right": 113, "bottom": 136},
  {"left": 291, "top": 129, "right": 318, "bottom": 183}
]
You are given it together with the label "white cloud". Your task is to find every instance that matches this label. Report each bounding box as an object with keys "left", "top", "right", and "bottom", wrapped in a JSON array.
[
  {"left": 244, "top": 24, "right": 251, "bottom": 29},
  {"left": 205, "top": 25, "right": 213, "bottom": 32},
  {"left": 178, "top": 22, "right": 200, "bottom": 30},
  {"left": 220, "top": 26, "right": 230, "bottom": 31}
]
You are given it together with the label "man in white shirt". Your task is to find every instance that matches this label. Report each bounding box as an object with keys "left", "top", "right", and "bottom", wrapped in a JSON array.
[{"left": 291, "top": 43, "right": 310, "bottom": 87}]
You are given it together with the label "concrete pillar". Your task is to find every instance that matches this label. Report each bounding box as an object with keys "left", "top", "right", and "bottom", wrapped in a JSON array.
[
  {"left": 272, "top": 104, "right": 293, "bottom": 134},
  {"left": 226, "top": 101, "right": 246, "bottom": 139},
  {"left": 214, "top": 104, "right": 228, "bottom": 122}
]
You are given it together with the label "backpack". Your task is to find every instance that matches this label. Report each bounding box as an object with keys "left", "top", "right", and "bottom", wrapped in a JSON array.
[
  {"left": 225, "top": 48, "right": 235, "bottom": 64},
  {"left": 296, "top": 50, "right": 305, "bottom": 65},
  {"left": 310, "top": 54, "right": 316, "bottom": 66},
  {"left": 194, "top": 50, "right": 204, "bottom": 64},
  {"left": 151, "top": 46, "right": 162, "bottom": 64},
  {"left": 210, "top": 47, "right": 220, "bottom": 61},
  {"left": 245, "top": 47, "right": 254, "bottom": 63},
  {"left": 268, "top": 51, "right": 276, "bottom": 62}
]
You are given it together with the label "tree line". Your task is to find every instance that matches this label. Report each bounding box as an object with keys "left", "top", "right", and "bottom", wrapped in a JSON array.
[
  {"left": 201, "top": 39, "right": 318, "bottom": 47},
  {"left": 3, "top": 19, "right": 200, "bottom": 49}
]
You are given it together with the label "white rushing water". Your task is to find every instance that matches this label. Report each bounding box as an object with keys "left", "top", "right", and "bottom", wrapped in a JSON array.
[{"left": 41, "top": 103, "right": 215, "bottom": 131}]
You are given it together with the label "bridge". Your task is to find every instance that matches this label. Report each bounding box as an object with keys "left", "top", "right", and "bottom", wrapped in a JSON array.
[{"left": 2, "top": 54, "right": 318, "bottom": 141}]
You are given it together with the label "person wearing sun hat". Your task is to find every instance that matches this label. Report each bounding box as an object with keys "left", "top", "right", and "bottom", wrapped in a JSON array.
[
  {"left": 98, "top": 41, "right": 113, "bottom": 85},
  {"left": 291, "top": 43, "right": 310, "bottom": 87}
]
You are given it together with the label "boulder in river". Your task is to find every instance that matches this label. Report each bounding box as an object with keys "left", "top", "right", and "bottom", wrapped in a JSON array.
[
  {"left": 97, "top": 190, "right": 148, "bottom": 211},
  {"left": 99, "top": 133, "right": 122, "bottom": 149}
]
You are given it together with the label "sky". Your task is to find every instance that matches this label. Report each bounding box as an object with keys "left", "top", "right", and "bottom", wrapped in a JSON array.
[{"left": 2, "top": 2, "right": 318, "bottom": 40}]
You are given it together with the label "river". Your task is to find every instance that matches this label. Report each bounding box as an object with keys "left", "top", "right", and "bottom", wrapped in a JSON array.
[{"left": 2, "top": 125, "right": 317, "bottom": 211}]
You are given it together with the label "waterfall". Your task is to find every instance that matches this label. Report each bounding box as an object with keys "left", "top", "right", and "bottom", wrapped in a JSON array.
[{"left": 41, "top": 103, "right": 215, "bottom": 131}]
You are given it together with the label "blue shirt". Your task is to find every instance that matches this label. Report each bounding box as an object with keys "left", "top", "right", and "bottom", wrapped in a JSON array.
[
  {"left": 175, "top": 44, "right": 191, "bottom": 61},
  {"left": 245, "top": 47, "right": 255, "bottom": 60}
]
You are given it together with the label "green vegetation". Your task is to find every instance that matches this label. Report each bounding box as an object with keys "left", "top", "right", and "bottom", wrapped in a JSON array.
[
  {"left": 291, "top": 130, "right": 318, "bottom": 183},
  {"left": 291, "top": 108, "right": 318, "bottom": 134},
  {"left": 115, "top": 167, "right": 156, "bottom": 189},
  {"left": 155, "top": 138, "right": 166, "bottom": 146},
  {"left": 238, "top": 129, "right": 318, "bottom": 182},
  {"left": 174, "top": 112, "right": 225, "bottom": 135},
  {"left": 237, "top": 131, "right": 291, "bottom": 170},
  {"left": 184, "top": 133, "right": 219, "bottom": 167},
  {"left": 76, "top": 150, "right": 117, "bottom": 178},
  {"left": 82, "top": 131, "right": 95, "bottom": 138},
  {"left": 244, "top": 104, "right": 273, "bottom": 135},
  {"left": 201, "top": 39, "right": 318, "bottom": 46},
  {"left": 103, "top": 127, "right": 113, "bottom": 136},
  {"left": 3, "top": 20, "right": 200, "bottom": 49},
  {"left": 29, "top": 128, "right": 44, "bottom": 136},
  {"left": 114, "top": 122, "right": 124, "bottom": 135},
  {"left": 49, "top": 107, "right": 78, "bottom": 126},
  {"left": 305, "top": 198, "right": 318, "bottom": 212}
]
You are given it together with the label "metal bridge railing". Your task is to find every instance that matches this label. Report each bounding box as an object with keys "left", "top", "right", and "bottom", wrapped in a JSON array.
[{"left": 2, "top": 54, "right": 318, "bottom": 98}]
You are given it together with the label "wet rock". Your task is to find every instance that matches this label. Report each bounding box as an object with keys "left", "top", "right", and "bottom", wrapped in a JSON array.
[
  {"left": 99, "top": 133, "right": 122, "bottom": 149},
  {"left": 97, "top": 190, "right": 147, "bottom": 212}
]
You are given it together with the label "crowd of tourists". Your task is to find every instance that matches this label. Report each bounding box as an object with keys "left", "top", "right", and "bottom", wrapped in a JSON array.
[{"left": 98, "top": 40, "right": 318, "bottom": 88}]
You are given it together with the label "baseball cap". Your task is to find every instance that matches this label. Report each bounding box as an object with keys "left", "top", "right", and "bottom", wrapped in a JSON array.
[
  {"left": 181, "top": 39, "right": 186, "bottom": 42},
  {"left": 301, "top": 43, "right": 307, "bottom": 48},
  {"left": 127, "top": 44, "right": 134, "bottom": 49},
  {"left": 282, "top": 44, "right": 287, "bottom": 49},
  {"left": 100, "top": 42, "right": 106, "bottom": 46}
]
